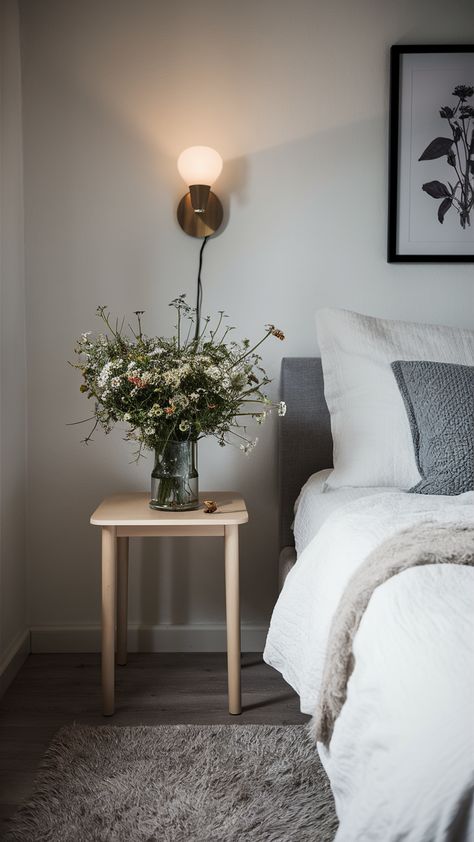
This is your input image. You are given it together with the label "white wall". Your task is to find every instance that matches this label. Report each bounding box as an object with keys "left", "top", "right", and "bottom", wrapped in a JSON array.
[
  {"left": 0, "top": 0, "right": 28, "bottom": 686},
  {"left": 19, "top": 0, "right": 474, "bottom": 651}
]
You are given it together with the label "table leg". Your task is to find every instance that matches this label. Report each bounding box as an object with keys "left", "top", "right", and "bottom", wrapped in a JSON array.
[
  {"left": 101, "top": 526, "right": 117, "bottom": 716},
  {"left": 225, "top": 524, "right": 241, "bottom": 715},
  {"left": 116, "top": 537, "right": 129, "bottom": 666}
]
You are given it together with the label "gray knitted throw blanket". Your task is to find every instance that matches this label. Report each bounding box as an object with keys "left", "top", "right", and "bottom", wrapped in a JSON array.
[{"left": 313, "top": 522, "right": 474, "bottom": 747}]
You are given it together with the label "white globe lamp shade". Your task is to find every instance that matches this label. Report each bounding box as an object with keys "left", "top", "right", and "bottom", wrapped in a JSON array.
[{"left": 177, "top": 146, "right": 223, "bottom": 187}]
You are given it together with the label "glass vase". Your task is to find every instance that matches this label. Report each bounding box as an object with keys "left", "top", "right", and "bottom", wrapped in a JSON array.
[{"left": 150, "top": 440, "right": 199, "bottom": 511}]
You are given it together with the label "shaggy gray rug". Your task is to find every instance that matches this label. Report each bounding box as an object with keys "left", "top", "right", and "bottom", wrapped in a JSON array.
[{"left": 5, "top": 724, "right": 338, "bottom": 842}]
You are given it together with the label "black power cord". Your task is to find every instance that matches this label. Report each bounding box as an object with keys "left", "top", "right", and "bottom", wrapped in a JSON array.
[{"left": 195, "top": 235, "right": 209, "bottom": 341}]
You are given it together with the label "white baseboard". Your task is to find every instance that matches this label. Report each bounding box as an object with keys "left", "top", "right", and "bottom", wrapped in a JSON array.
[
  {"left": 30, "top": 623, "right": 268, "bottom": 654},
  {"left": 0, "top": 628, "right": 30, "bottom": 698}
]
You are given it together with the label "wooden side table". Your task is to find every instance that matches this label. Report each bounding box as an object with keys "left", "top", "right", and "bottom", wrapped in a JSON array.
[{"left": 90, "top": 492, "right": 248, "bottom": 716}]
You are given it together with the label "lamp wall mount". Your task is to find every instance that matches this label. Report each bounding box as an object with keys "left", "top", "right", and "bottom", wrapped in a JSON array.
[
  {"left": 176, "top": 146, "right": 224, "bottom": 239},
  {"left": 177, "top": 190, "right": 223, "bottom": 238}
]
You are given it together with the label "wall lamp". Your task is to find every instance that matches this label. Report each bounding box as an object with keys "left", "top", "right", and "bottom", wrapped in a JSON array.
[{"left": 176, "top": 146, "right": 224, "bottom": 238}]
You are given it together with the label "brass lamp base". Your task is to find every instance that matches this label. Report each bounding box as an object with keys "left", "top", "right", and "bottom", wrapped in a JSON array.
[{"left": 177, "top": 191, "right": 223, "bottom": 238}]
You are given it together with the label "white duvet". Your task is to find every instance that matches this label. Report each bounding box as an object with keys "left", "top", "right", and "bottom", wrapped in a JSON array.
[{"left": 264, "top": 491, "right": 474, "bottom": 841}]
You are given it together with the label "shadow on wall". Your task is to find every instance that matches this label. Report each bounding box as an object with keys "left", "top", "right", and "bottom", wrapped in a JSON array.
[{"left": 218, "top": 155, "right": 251, "bottom": 233}]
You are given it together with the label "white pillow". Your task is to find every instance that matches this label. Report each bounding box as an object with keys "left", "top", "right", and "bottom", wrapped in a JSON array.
[{"left": 316, "top": 308, "right": 474, "bottom": 489}]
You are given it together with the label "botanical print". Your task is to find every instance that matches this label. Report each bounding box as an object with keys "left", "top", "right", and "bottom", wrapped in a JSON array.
[{"left": 419, "top": 84, "right": 474, "bottom": 229}]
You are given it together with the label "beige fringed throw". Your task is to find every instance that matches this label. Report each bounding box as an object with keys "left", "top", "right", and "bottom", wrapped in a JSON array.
[{"left": 313, "top": 523, "right": 474, "bottom": 747}]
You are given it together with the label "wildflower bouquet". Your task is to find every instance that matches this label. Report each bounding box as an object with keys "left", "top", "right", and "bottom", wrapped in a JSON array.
[{"left": 73, "top": 296, "right": 286, "bottom": 509}]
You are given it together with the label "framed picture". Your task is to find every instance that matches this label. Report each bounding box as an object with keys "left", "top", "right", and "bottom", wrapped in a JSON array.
[{"left": 388, "top": 45, "right": 474, "bottom": 262}]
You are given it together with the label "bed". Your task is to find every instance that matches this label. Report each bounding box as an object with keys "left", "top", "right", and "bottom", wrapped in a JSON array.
[{"left": 264, "top": 354, "right": 474, "bottom": 842}]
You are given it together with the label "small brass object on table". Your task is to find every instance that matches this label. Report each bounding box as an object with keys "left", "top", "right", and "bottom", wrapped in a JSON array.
[{"left": 203, "top": 499, "right": 217, "bottom": 514}]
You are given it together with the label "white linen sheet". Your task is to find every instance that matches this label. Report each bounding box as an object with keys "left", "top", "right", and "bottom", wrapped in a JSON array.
[
  {"left": 264, "top": 491, "right": 474, "bottom": 841},
  {"left": 293, "top": 469, "right": 398, "bottom": 555}
]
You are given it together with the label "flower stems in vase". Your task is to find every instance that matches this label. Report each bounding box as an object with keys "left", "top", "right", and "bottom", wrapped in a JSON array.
[{"left": 150, "top": 439, "right": 198, "bottom": 511}]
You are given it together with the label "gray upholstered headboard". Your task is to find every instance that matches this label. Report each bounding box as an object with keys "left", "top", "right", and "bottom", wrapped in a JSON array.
[{"left": 279, "top": 358, "right": 333, "bottom": 552}]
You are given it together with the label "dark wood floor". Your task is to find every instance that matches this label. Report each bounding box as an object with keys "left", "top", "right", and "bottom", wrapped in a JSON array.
[{"left": 0, "top": 652, "right": 308, "bottom": 837}]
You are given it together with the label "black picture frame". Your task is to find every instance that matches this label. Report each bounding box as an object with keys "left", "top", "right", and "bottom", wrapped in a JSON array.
[{"left": 388, "top": 44, "right": 474, "bottom": 263}]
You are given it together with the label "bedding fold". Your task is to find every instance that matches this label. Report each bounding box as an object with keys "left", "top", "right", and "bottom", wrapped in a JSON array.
[
  {"left": 313, "top": 522, "right": 474, "bottom": 746},
  {"left": 265, "top": 486, "right": 474, "bottom": 841}
]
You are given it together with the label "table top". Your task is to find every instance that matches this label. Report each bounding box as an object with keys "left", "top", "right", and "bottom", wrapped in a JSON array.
[{"left": 90, "top": 492, "right": 248, "bottom": 527}]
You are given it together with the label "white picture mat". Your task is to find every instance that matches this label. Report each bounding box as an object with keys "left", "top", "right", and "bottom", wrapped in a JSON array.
[{"left": 397, "top": 52, "right": 474, "bottom": 256}]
